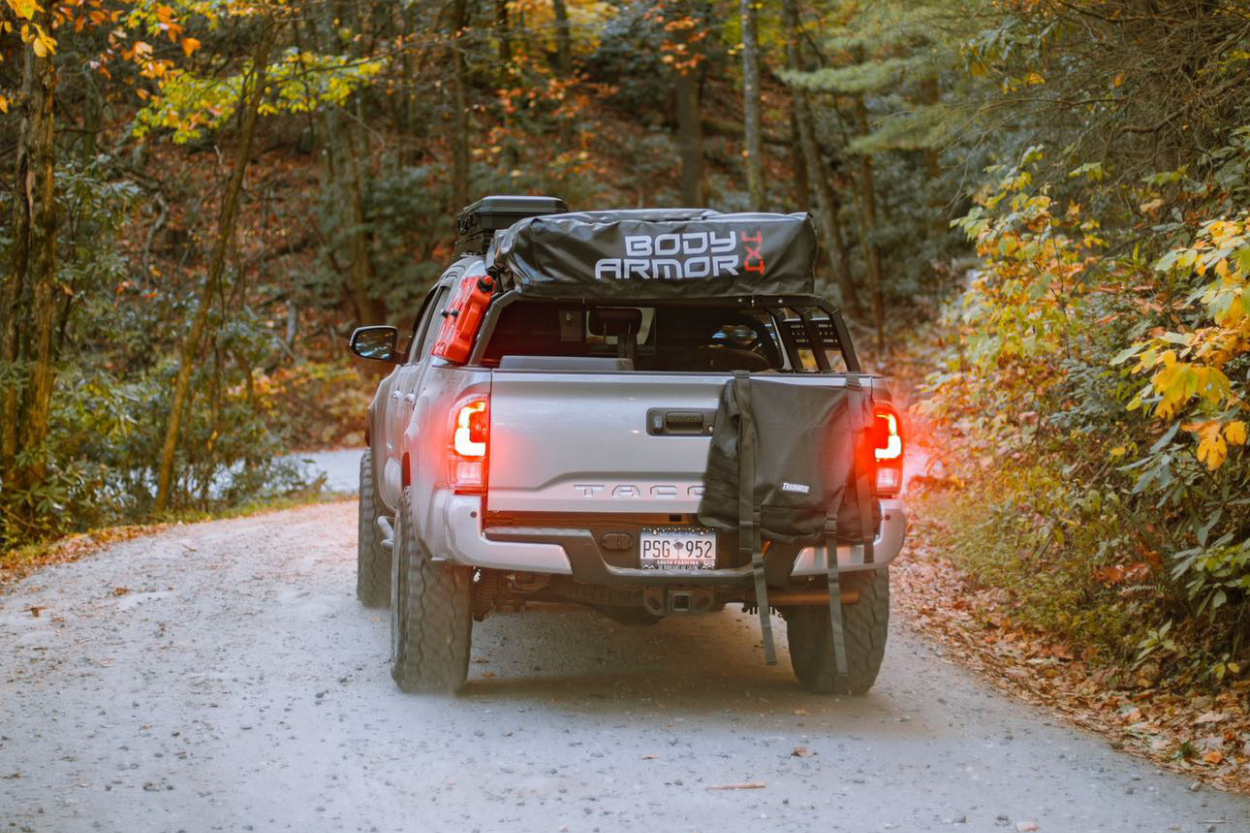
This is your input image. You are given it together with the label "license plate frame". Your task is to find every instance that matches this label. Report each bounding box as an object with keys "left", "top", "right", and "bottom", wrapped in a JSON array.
[{"left": 638, "top": 526, "right": 718, "bottom": 571}]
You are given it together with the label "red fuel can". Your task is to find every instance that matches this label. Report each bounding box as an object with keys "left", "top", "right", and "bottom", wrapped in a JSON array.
[{"left": 431, "top": 269, "right": 495, "bottom": 364}]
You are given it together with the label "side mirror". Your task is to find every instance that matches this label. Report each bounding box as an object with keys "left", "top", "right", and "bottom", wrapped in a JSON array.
[{"left": 349, "top": 326, "right": 400, "bottom": 363}]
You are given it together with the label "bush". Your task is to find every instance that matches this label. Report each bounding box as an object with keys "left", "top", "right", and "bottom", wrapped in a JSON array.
[{"left": 918, "top": 144, "right": 1250, "bottom": 686}]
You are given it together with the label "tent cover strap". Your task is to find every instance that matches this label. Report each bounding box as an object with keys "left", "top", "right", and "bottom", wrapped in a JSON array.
[{"left": 489, "top": 209, "right": 818, "bottom": 300}]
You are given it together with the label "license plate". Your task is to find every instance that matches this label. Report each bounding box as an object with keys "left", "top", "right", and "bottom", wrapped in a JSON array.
[{"left": 639, "top": 527, "right": 717, "bottom": 571}]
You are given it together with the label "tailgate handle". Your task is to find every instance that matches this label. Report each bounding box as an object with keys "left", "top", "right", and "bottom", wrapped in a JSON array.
[{"left": 646, "top": 408, "right": 717, "bottom": 436}]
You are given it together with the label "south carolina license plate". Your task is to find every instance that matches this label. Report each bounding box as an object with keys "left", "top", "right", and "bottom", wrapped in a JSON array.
[{"left": 639, "top": 527, "right": 717, "bottom": 570}]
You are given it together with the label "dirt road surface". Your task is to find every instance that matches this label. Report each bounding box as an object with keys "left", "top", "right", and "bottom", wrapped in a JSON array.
[{"left": 3, "top": 502, "right": 1249, "bottom": 833}]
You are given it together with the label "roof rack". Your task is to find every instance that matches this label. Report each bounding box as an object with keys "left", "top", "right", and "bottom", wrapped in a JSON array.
[{"left": 456, "top": 195, "right": 569, "bottom": 255}]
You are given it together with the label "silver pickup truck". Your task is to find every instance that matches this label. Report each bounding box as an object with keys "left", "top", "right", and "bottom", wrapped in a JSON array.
[{"left": 349, "top": 197, "right": 907, "bottom": 695}]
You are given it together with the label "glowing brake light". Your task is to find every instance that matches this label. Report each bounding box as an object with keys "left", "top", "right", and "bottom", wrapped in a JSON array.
[
  {"left": 450, "top": 396, "right": 489, "bottom": 493},
  {"left": 872, "top": 403, "right": 903, "bottom": 496},
  {"left": 453, "top": 399, "right": 488, "bottom": 458},
  {"left": 874, "top": 408, "right": 903, "bottom": 461}
]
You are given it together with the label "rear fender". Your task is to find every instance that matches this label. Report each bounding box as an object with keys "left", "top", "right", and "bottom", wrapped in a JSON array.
[{"left": 399, "top": 365, "right": 492, "bottom": 543}]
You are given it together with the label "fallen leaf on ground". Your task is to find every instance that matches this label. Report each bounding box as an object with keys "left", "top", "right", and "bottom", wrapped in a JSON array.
[
  {"left": 896, "top": 508, "right": 1250, "bottom": 795},
  {"left": 1194, "top": 711, "right": 1227, "bottom": 725},
  {"left": 707, "top": 782, "right": 766, "bottom": 790},
  {"left": 113, "top": 587, "right": 129, "bottom": 596}
]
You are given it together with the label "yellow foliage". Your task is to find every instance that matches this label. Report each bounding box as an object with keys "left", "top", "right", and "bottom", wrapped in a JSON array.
[
  {"left": 1184, "top": 420, "right": 1229, "bottom": 470},
  {"left": 4, "top": 0, "right": 43, "bottom": 21},
  {"left": 1227, "top": 420, "right": 1248, "bottom": 446},
  {"left": 1125, "top": 215, "right": 1250, "bottom": 469}
]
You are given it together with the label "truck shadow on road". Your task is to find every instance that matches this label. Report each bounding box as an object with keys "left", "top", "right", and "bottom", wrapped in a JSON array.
[{"left": 446, "top": 607, "right": 943, "bottom": 737}]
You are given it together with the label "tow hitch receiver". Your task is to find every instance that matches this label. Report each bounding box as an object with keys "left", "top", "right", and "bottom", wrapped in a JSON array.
[{"left": 642, "top": 587, "right": 715, "bottom": 616}]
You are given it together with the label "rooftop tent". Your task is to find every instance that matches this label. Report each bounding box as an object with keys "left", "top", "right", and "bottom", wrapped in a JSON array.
[{"left": 488, "top": 209, "right": 818, "bottom": 300}]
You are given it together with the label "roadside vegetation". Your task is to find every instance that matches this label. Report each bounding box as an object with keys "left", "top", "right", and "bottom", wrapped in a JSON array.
[
  {"left": 910, "top": 3, "right": 1250, "bottom": 692},
  {"left": 2, "top": 0, "right": 1249, "bottom": 735}
]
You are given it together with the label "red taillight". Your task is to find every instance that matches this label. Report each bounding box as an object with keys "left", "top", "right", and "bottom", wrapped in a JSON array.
[
  {"left": 872, "top": 403, "right": 903, "bottom": 496},
  {"left": 454, "top": 399, "right": 488, "bottom": 457},
  {"left": 450, "top": 396, "right": 488, "bottom": 493}
]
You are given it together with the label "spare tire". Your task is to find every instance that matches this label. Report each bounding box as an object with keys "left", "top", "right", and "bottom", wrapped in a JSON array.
[{"left": 784, "top": 567, "right": 889, "bottom": 695}]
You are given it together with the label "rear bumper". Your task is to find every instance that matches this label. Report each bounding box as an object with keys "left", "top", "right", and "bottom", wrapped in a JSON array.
[{"left": 426, "top": 491, "right": 907, "bottom": 582}]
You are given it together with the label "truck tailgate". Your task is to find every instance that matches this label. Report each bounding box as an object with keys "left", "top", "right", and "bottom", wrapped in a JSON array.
[{"left": 486, "top": 371, "right": 848, "bottom": 514}]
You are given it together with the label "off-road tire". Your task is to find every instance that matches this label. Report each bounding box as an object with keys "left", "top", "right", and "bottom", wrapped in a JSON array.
[
  {"left": 356, "top": 451, "right": 391, "bottom": 608},
  {"left": 391, "top": 487, "right": 473, "bottom": 694},
  {"left": 784, "top": 567, "right": 889, "bottom": 695}
]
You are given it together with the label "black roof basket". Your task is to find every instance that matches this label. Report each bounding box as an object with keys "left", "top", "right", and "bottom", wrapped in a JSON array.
[{"left": 456, "top": 195, "right": 568, "bottom": 255}]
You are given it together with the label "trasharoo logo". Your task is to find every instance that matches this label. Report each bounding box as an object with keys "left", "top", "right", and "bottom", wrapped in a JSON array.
[{"left": 594, "top": 230, "right": 766, "bottom": 280}]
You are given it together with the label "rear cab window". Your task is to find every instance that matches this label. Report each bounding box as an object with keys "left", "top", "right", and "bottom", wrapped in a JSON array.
[{"left": 479, "top": 301, "right": 846, "bottom": 373}]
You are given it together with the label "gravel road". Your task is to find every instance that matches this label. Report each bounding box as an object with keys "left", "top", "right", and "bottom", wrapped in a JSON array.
[{"left": 3, "top": 502, "right": 1249, "bottom": 833}]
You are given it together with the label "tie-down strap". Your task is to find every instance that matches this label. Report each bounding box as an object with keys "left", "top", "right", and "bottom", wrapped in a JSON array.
[
  {"left": 822, "top": 517, "right": 849, "bottom": 690},
  {"left": 734, "top": 371, "right": 776, "bottom": 665}
]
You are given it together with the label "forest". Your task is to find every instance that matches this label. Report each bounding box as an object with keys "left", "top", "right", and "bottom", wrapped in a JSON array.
[{"left": 3, "top": 0, "right": 1250, "bottom": 703}]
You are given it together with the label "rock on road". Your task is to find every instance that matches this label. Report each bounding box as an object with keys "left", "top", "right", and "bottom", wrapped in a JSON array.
[{"left": 3, "top": 503, "right": 1249, "bottom": 833}]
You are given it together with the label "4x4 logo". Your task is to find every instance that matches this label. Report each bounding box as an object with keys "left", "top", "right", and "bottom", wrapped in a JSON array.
[{"left": 741, "top": 231, "right": 766, "bottom": 274}]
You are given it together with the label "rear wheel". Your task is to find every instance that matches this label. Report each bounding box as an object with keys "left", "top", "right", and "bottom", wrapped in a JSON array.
[
  {"left": 356, "top": 451, "right": 391, "bottom": 608},
  {"left": 391, "top": 487, "right": 473, "bottom": 694},
  {"left": 784, "top": 567, "right": 889, "bottom": 695}
]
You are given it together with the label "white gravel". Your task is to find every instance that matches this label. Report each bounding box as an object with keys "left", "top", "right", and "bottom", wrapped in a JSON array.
[{"left": 3, "top": 502, "right": 1249, "bottom": 833}]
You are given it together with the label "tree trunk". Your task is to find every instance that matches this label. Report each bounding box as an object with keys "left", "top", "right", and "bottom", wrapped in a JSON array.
[
  {"left": 920, "top": 76, "right": 944, "bottom": 239},
  {"left": 853, "top": 96, "right": 885, "bottom": 357},
  {"left": 451, "top": 0, "right": 471, "bottom": 211},
  {"left": 741, "top": 0, "right": 765, "bottom": 211},
  {"left": 342, "top": 113, "right": 378, "bottom": 324},
  {"left": 312, "top": 9, "right": 377, "bottom": 324},
  {"left": 1, "top": 6, "right": 60, "bottom": 529},
  {"left": 797, "top": 106, "right": 857, "bottom": 311},
  {"left": 789, "top": 108, "right": 810, "bottom": 212},
  {"left": 552, "top": 0, "right": 571, "bottom": 76},
  {"left": 782, "top": 0, "right": 856, "bottom": 310},
  {"left": 496, "top": 0, "right": 512, "bottom": 66},
  {"left": 154, "top": 27, "right": 275, "bottom": 513},
  {"left": 675, "top": 70, "right": 704, "bottom": 205}
]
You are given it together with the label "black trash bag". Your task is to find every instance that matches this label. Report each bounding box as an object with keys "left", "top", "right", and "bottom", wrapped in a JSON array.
[{"left": 697, "top": 375, "right": 876, "bottom": 544}]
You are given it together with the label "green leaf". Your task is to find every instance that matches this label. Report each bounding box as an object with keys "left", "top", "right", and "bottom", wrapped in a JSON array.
[{"left": 1111, "top": 343, "right": 1144, "bottom": 365}]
